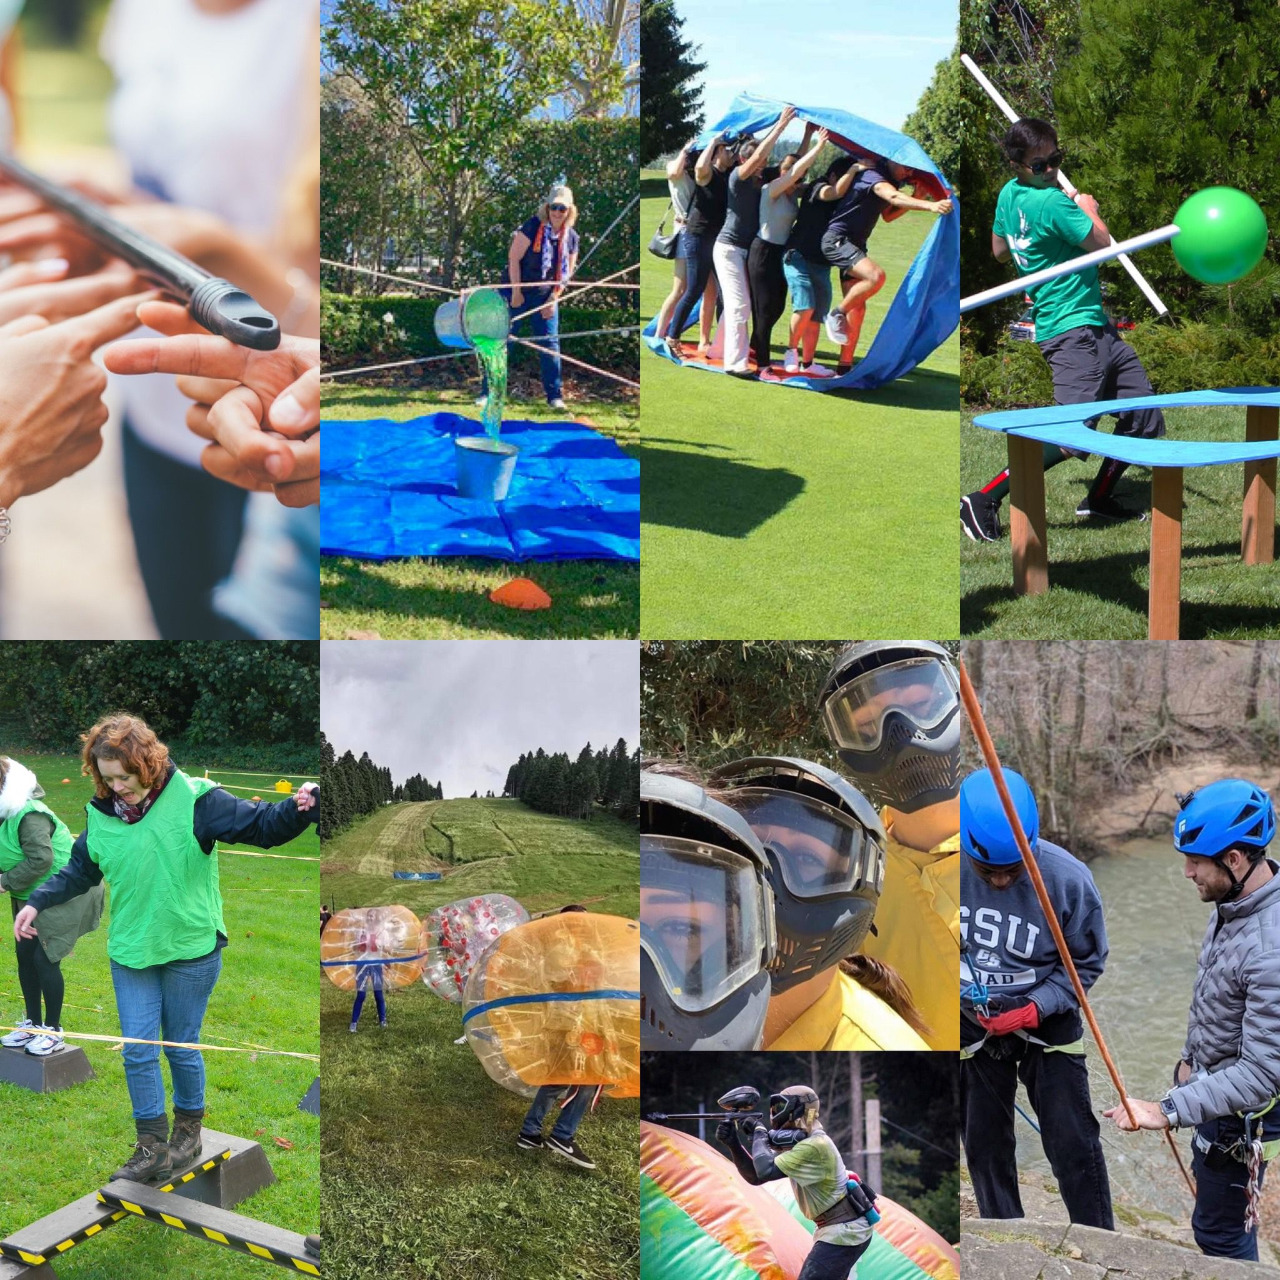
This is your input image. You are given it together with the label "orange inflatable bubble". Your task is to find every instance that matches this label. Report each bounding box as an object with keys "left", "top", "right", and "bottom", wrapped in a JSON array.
[{"left": 321, "top": 905, "right": 424, "bottom": 991}]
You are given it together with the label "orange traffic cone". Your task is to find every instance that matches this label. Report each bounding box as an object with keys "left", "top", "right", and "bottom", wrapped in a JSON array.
[
  {"left": 489, "top": 578, "right": 551, "bottom": 610},
  {"left": 61, "top": 778, "right": 70, "bottom": 784}
]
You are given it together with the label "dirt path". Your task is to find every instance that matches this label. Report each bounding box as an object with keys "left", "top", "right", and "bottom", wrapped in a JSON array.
[{"left": 357, "top": 802, "right": 440, "bottom": 876}]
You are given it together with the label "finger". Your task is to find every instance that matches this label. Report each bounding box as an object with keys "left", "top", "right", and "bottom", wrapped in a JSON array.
[
  {"left": 136, "top": 299, "right": 206, "bottom": 337},
  {"left": 268, "top": 366, "right": 320, "bottom": 436},
  {"left": 175, "top": 373, "right": 237, "bottom": 406},
  {"left": 207, "top": 386, "right": 294, "bottom": 479},
  {"left": 101, "top": 330, "right": 250, "bottom": 381},
  {"left": 23, "top": 266, "right": 141, "bottom": 322},
  {"left": 0, "top": 212, "right": 70, "bottom": 254},
  {"left": 56, "top": 291, "right": 156, "bottom": 352},
  {"left": 186, "top": 403, "right": 214, "bottom": 441},
  {"left": 0, "top": 314, "right": 50, "bottom": 338},
  {"left": 200, "top": 443, "right": 274, "bottom": 492},
  {"left": 0, "top": 257, "right": 69, "bottom": 291}
]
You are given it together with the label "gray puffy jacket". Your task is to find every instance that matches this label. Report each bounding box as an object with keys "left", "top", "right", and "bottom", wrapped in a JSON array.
[{"left": 1168, "top": 864, "right": 1280, "bottom": 1128}]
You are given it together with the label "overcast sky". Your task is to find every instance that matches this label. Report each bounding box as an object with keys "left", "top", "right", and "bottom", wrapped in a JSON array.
[{"left": 321, "top": 642, "right": 639, "bottom": 797}]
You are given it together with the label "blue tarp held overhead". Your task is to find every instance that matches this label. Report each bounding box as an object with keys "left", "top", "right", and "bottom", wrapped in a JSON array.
[
  {"left": 643, "top": 91, "right": 959, "bottom": 392},
  {"left": 321, "top": 414, "right": 639, "bottom": 562}
]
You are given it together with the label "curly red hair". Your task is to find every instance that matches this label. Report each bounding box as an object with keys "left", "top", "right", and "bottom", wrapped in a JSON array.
[{"left": 81, "top": 714, "right": 171, "bottom": 799}]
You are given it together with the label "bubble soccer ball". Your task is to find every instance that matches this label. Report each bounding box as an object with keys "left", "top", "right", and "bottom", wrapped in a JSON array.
[
  {"left": 421, "top": 893, "right": 529, "bottom": 1002},
  {"left": 463, "top": 912, "right": 640, "bottom": 1098},
  {"left": 321, "top": 905, "right": 424, "bottom": 990}
]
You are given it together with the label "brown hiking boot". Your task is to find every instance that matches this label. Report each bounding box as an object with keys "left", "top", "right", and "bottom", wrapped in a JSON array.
[
  {"left": 169, "top": 1109, "right": 204, "bottom": 1167},
  {"left": 112, "top": 1137, "right": 173, "bottom": 1184}
]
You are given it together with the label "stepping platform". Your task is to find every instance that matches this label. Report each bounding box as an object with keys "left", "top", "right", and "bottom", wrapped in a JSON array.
[
  {"left": 0, "top": 1044, "right": 94, "bottom": 1093},
  {"left": 0, "top": 1129, "right": 274, "bottom": 1270},
  {"left": 97, "top": 1181, "right": 317, "bottom": 1274},
  {"left": 297, "top": 1077, "right": 319, "bottom": 1116}
]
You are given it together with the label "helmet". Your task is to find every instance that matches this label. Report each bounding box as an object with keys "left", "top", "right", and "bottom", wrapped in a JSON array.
[
  {"left": 1174, "top": 780, "right": 1275, "bottom": 858},
  {"left": 709, "top": 757, "right": 885, "bottom": 993},
  {"left": 641, "top": 770, "right": 776, "bottom": 1051},
  {"left": 960, "top": 768, "right": 1038, "bottom": 865},
  {"left": 769, "top": 1084, "right": 820, "bottom": 1132},
  {"left": 818, "top": 641, "right": 961, "bottom": 813}
]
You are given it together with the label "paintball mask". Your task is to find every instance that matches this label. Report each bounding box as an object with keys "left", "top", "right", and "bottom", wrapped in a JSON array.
[
  {"left": 818, "top": 641, "right": 961, "bottom": 813},
  {"left": 641, "top": 771, "right": 777, "bottom": 1051},
  {"left": 710, "top": 757, "right": 885, "bottom": 993}
]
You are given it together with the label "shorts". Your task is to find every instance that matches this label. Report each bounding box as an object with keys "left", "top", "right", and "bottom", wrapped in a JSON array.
[
  {"left": 783, "top": 249, "right": 832, "bottom": 317},
  {"left": 820, "top": 230, "right": 868, "bottom": 274}
]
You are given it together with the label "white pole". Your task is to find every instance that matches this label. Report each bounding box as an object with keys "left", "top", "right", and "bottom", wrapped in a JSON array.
[
  {"left": 865, "top": 1098, "right": 882, "bottom": 1192},
  {"left": 960, "top": 53, "right": 1171, "bottom": 317},
  {"left": 960, "top": 224, "right": 1180, "bottom": 313}
]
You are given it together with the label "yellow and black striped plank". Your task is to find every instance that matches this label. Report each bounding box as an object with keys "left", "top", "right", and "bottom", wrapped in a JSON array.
[
  {"left": 0, "top": 1149, "right": 232, "bottom": 1266},
  {"left": 96, "top": 1180, "right": 319, "bottom": 1274}
]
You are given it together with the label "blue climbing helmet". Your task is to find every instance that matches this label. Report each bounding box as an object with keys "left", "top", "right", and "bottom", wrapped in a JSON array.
[
  {"left": 960, "top": 767, "right": 1038, "bottom": 866},
  {"left": 1174, "top": 780, "right": 1275, "bottom": 858}
]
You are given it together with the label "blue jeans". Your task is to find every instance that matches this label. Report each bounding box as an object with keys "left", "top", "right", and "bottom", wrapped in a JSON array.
[
  {"left": 483, "top": 292, "right": 563, "bottom": 402},
  {"left": 668, "top": 229, "right": 718, "bottom": 340},
  {"left": 520, "top": 1084, "right": 594, "bottom": 1143},
  {"left": 110, "top": 950, "right": 223, "bottom": 1121}
]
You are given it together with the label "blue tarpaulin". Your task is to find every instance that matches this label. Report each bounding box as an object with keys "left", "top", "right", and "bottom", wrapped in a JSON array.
[
  {"left": 321, "top": 413, "right": 639, "bottom": 562},
  {"left": 644, "top": 91, "right": 959, "bottom": 392},
  {"left": 393, "top": 871, "right": 442, "bottom": 881}
]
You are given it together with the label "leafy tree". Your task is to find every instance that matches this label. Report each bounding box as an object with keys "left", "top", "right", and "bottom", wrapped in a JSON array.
[{"left": 639, "top": 0, "right": 705, "bottom": 164}]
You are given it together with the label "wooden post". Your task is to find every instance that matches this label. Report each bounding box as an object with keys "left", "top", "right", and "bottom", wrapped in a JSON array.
[
  {"left": 1007, "top": 434, "right": 1049, "bottom": 595},
  {"left": 1242, "top": 405, "right": 1278, "bottom": 565},
  {"left": 864, "top": 1098, "right": 882, "bottom": 1192},
  {"left": 1149, "top": 467, "right": 1183, "bottom": 640}
]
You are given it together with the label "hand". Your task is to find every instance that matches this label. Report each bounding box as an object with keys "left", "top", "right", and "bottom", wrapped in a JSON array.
[
  {"left": 511, "top": 288, "right": 524, "bottom": 309},
  {"left": 715, "top": 1120, "right": 735, "bottom": 1145},
  {"left": 540, "top": 303, "right": 554, "bottom": 321},
  {"left": 933, "top": 199, "right": 954, "bottom": 216},
  {"left": 779, "top": 105, "right": 797, "bottom": 127},
  {"left": 0, "top": 292, "right": 153, "bottom": 508},
  {"left": 975, "top": 998, "right": 1040, "bottom": 1036},
  {"left": 295, "top": 782, "right": 319, "bottom": 812},
  {"left": 736, "top": 1117, "right": 763, "bottom": 1143},
  {"left": 1074, "top": 192, "right": 1100, "bottom": 217},
  {"left": 1103, "top": 1098, "right": 1169, "bottom": 1132},
  {"left": 813, "top": 128, "right": 830, "bottom": 150},
  {"left": 0, "top": 261, "right": 142, "bottom": 328},
  {"left": 13, "top": 904, "right": 37, "bottom": 941}
]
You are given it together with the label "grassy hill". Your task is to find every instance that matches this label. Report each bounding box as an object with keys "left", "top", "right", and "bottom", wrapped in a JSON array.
[{"left": 321, "top": 797, "right": 639, "bottom": 1280}]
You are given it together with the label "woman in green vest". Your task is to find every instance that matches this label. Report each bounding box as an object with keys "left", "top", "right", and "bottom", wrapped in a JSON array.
[
  {"left": 15, "top": 714, "right": 319, "bottom": 1186},
  {"left": 0, "top": 755, "right": 103, "bottom": 1057}
]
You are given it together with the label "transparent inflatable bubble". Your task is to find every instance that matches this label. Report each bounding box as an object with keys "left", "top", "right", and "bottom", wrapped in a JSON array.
[
  {"left": 463, "top": 912, "right": 640, "bottom": 1098},
  {"left": 321, "top": 905, "right": 424, "bottom": 991},
  {"left": 421, "top": 893, "right": 530, "bottom": 1002}
]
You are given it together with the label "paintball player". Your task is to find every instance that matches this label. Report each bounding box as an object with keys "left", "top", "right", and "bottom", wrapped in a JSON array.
[
  {"left": 817, "top": 641, "right": 961, "bottom": 1049},
  {"left": 960, "top": 767, "right": 1113, "bottom": 1229},
  {"left": 1104, "top": 780, "right": 1280, "bottom": 1261},
  {"left": 719, "top": 1085, "right": 878, "bottom": 1280}
]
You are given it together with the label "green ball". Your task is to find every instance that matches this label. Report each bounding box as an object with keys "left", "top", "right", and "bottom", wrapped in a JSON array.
[{"left": 1172, "top": 187, "right": 1269, "bottom": 284}]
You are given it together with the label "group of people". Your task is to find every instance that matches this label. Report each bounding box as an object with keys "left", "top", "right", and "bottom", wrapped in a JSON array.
[
  {"left": 655, "top": 108, "right": 952, "bottom": 378},
  {"left": 641, "top": 640, "right": 961, "bottom": 1052},
  {"left": 961, "top": 767, "right": 1280, "bottom": 1262}
]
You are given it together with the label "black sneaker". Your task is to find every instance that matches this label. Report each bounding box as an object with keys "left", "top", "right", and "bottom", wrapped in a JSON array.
[
  {"left": 304, "top": 1236, "right": 321, "bottom": 1259},
  {"left": 112, "top": 1138, "right": 173, "bottom": 1184},
  {"left": 1076, "top": 494, "right": 1147, "bottom": 522},
  {"left": 961, "top": 491, "right": 1003, "bottom": 542},
  {"left": 546, "top": 1135, "right": 596, "bottom": 1169},
  {"left": 516, "top": 1132, "right": 544, "bottom": 1150}
]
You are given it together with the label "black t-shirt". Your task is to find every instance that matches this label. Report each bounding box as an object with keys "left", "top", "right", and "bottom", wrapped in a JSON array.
[
  {"left": 683, "top": 167, "right": 730, "bottom": 237},
  {"left": 825, "top": 168, "right": 898, "bottom": 248},
  {"left": 787, "top": 179, "right": 838, "bottom": 262},
  {"left": 718, "top": 169, "right": 762, "bottom": 249}
]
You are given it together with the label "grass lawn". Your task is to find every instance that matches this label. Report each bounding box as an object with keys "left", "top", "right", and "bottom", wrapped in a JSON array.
[
  {"left": 0, "top": 755, "right": 319, "bottom": 1279},
  {"left": 320, "top": 386, "right": 639, "bottom": 639},
  {"left": 321, "top": 798, "right": 639, "bottom": 1280},
  {"left": 639, "top": 170, "right": 959, "bottom": 638},
  {"left": 961, "top": 406, "right": 1280, "bottom": 637}
]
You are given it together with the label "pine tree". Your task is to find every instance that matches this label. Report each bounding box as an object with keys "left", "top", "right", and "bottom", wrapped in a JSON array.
[{"left": 639, "top": 0, "right": 705, "bottom": 164}]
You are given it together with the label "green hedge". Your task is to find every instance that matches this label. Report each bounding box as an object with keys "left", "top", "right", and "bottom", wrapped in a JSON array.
[
  {"left": 321, "top": 291, "right": 638, "bottom": 385},
  {"left": 962, "top": 320, "right": 1280, "bottom": 409}
]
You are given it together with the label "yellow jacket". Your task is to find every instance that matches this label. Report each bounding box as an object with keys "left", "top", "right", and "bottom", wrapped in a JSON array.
[
  {"left": 859, "top": 816, "right": 961, "bottom": 1050},
  {"left": 765, "top": 968, "right": 929, "bottom": 1051}
]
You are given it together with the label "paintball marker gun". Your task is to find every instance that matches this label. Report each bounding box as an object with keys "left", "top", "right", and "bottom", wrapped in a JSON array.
[
  {"left": 0, "top": 152, "right": 281, "bottom": 350},
  {"left": 644, "top": 1084, "right": 763, "bottom": 1123}
]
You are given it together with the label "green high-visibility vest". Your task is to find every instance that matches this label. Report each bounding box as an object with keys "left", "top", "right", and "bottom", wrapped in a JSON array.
[
  {"left": 0, "top": 799, "right": 72, "bottom": 901},
  {"left": 85, "top": 771, "right": 224, "bottom": 968}
]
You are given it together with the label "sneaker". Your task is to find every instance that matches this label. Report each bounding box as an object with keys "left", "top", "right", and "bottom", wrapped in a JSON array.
[
  {"left": 961, "top": 491, "right": 1003, "bottom": 542},
  {"left": 824, "top": 310, "right": 849, "bottom": 344},
  {"left": 24, "top": 1026, "right": 64, "bottom": 1057},
  {"left": 1076, "top": 494, "right": 1147, "bottom": 522},
  {"left": 474, "top": 393, "right": 488, "bottom": 407},
  {"left": 1, "top": 1019, "right": 36, "bottom": 1049},
  {"left": 378, "top": 1020, "right": 388, "bottom": 1028},
  {"left": 546, "top": 1135, "right": 596, "bottom": 1169},
  {"left": 801, "top": 363, "right": 835, "bottom": 379},
  {"left": 516, "top": 1132, "right": 544, "bottom": 1151},
  {"left": 453, "top": 1034, "right": 467, "bottom": 1045},
  {"left": 725, "top": 367, "right": 756, "bottom": 379},
  {"left": 112, "top": 1138, "right": 173, "bottom": 1184},
  {"left": 349, "top": 1023, "right": 359, "bottom": 1033},
  {"left": 783, "top": 348, "right": 800, "bottom": 373},
  {"left": 548, "top": 398, "right": 567, "bottom": 411}
]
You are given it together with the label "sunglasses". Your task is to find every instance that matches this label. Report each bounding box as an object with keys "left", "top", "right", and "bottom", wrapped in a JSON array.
[
  {"left": 1026, "top": 151, "right": 1063, "bottom": 175},
  {"left": 549, "top": 203, "right": 569, "bottom": 212}
]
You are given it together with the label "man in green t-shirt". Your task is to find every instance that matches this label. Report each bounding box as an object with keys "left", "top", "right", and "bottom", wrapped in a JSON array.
[{"left": 961, "top": 118, "right": 1165, "bottom": 542}]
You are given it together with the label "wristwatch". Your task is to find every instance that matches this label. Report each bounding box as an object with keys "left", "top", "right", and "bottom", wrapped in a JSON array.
[{"left": 1159, "top": 1095, "right": 1180, "bottom": 1128}]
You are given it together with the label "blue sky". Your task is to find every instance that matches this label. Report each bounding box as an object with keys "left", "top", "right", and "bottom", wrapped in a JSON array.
[{"left": 679, "top": 0, "right": 957, "bottom": 134}]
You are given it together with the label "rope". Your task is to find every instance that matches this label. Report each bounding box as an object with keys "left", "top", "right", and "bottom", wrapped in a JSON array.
[
  {"left": 320, "top": 256, "right": 640, "bottom": 300},
  {"left": 574, "top": 193, "right": 641, "bottom": 275},
  {"left": 508, "top": 262, "right": 640, "bottom": 325},
  {"left": 958, "top": 658, "right": 1197, "bottom": 1200},
  {"left": 219, "top": 847, "right": 319, "bottom": 861},
  {"left": 0, "top": 1024, "right": 318, "bottom": 1061},
  {"left": 509, "top": 335, "right": 639, "bottom": 389},
  {"left": 320, "top": 258, "right": 460, "bottom": 296},
  {"left": 203, "top": 768, "right": 319, "bottom": 780}
]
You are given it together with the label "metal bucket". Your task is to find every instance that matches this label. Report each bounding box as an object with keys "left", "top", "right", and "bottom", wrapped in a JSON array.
[
  {"left": 434, "top": 287, "right": 510, "bottom": 350},
  {"left": 455, "top": 436, "right": 519, "bottom": 501}
]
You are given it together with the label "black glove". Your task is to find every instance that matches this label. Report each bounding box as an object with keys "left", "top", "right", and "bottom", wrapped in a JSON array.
[
  {"left": 736, "top": 1116, "right": 763, "bottom": 1144},
  {"left": 715, "top": 1120, "right": 736, "bottom": 1147}
]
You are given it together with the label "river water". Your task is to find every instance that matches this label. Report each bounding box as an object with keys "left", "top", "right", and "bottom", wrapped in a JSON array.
[{"left": 1013, "top": 836, "right": 1208, "bottom": 1220}]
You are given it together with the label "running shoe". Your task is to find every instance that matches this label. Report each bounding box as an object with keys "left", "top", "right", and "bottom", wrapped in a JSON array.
[
  {"left": 961, "top": 491, "right": 1003, "bottom": 542},
  {"left": 516, "top": 1132, "right": 544, "bottom": 1150},
  {"left": 783, "top": 349, "right": 800, "bottom": 373},
  {"left": 1075, "top": 495, "right": 1147, "bottom": 522},
  {"left": 824, "top": 310, "right": 849, "bottom": 344},
  {"left": 25, "top": 1026, "right": 64, "bottom": 1057},
  {"left": 548, "top": 398, "right": 568, "bottom": 411},
  {"left": 801, "top": 363, "right": 835, "bottom": 379},
  {"left": 546, "top": 1135, "right": 596, "bottom": 1169},
  {"left": 1, "top": 1019, "right": 36, "bottom": 1049}
]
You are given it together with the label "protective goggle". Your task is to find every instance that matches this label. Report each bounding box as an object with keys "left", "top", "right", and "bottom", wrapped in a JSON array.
[
  {"left": 727, "top": 788, "right": 885, "bottom": 901},
  {"left": 640, "top": 834, "right": 776, "bottom": 1015},
  {"left": 821, "top": 655, "right": 959, "bottom": 752}
]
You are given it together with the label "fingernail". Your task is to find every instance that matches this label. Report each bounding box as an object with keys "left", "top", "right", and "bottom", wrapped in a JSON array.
[
  {"left": 34, "top": 257, "right": 69, "bottom": 277},
  {"left": 272, "top": 393, "right": 306, "bottom": 427},
  {"left": 265, "top": 454, "right": 288, "bottom": 479}
]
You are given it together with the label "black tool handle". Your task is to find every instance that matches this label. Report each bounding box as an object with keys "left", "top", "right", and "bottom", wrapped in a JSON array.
[{"left": 0, "top": 153, "right": 280, "bottom": 350}]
